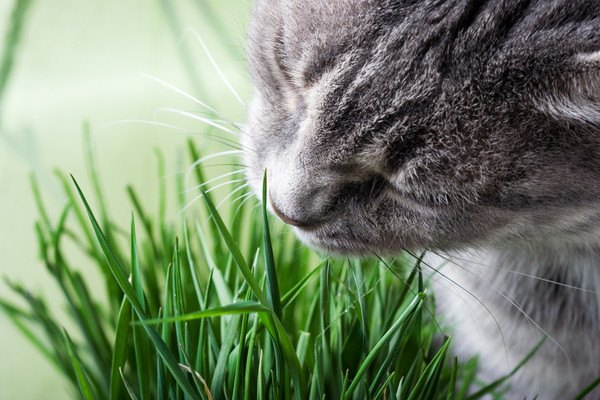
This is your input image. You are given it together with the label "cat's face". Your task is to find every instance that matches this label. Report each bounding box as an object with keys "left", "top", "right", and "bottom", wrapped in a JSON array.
[{"left": 243, "top": 0, "right": 600, "bottom": 255}]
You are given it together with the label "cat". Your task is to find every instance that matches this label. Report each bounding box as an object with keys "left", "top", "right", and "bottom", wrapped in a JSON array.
[{"left": 242, "top": 1, "right": 600, "bottom": 398}]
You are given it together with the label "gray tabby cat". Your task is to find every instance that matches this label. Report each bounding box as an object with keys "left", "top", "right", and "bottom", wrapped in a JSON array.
[{"left": 243, "top": 1, "right": 600, "bottom": 398}]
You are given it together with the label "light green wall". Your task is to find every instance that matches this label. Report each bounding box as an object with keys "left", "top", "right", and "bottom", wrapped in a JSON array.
[{"left": 0, "top": 1, "right": 251, "bottom": 398}]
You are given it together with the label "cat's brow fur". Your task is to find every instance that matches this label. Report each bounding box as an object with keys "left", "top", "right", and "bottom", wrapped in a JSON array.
[{"left": 243, "top": 1, "right": 600, "bottom": 398}]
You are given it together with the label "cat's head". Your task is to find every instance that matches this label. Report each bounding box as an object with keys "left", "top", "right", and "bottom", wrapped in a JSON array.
[{"left": 243, "top": 0, "right": 600, "bottom": 255}]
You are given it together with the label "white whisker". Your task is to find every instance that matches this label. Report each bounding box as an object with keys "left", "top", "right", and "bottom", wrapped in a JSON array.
[
  {"left": 144, "top": 74, "right": 244, "bottom": 132},
  {"left": 198, "top": 190, "right": 255, "bottom": 226},
  {"left": 188, "top": 132, "right": 244, "bottom": 150},
  {"left": 185, "top": 29, "right": 246, "bottom": 107},
  {"left": 186, "top": 150, "right": 243, "bottom": 179},
  {"left": 161, "top": 162, "right": 248, "bottom": 181},
  {"left": 143, "top": 74, "right": 220, "bottom": 114},
  {"left": 251, "top": 201, "right": 262, "bottom": 213},
  {"left": 232, "top": 192, "right": 258, "bottom": 218},
  {"left": 179, "top": 192, "right": 204, "bottom": 215},
  {"left": 212, "top": 119, "right": 245, "bottom": 131},
  {"left": 157, "top": 107, "right": 238, "bottom": 136},
  {"left": 441, "top": 253, "right": 599, "bottom": 294},
  {"left": 205, "top": 178, "right": 247, "bottom": 194},
  {"left": 217, "top": 186, "right": 252, "bottom": 210},
  {"left": 102, "top": 119, "right": 187, "bottom": 132},
  {"left": 197, "top": 136, "right": 243, "bottom": 151},
  {"left": 183, "top": 169, "right": 245, "bottom": 193}
]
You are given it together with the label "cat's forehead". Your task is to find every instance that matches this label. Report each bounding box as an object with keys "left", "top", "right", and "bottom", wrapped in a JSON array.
[
  {"left": 253, "top": 0, "right": 381, "bottom": 36},
  {"left": 258, "top": 0, "right": 376, "bottom": 13},
  {"left": 280, "top": 0, "right": 376, "bottom": 17},
  {"left": 285, "top": 0, "right": 380, "bottom": 31},
  {"left": 250, "top": 0, "right": 388, "bottom": 84}
]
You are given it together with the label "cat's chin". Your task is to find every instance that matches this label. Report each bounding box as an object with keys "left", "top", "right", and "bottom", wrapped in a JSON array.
[{"left": 293, "top": 227, "right": 407, "bottom": 257}]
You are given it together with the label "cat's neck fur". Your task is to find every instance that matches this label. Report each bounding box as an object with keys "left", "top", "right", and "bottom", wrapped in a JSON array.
[
  {"left": 429, "top": 244, "right": 600, "bottom": 399},
  {"left": 447, "top": 244, "right": 600, "bottom": 328}
]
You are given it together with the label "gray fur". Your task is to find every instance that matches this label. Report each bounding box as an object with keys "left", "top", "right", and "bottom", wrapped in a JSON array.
[{"left": 243, "top": 1, "right": 600, "bottom": 398}]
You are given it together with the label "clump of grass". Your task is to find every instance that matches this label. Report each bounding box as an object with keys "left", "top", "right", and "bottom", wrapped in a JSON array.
[{"left": 2, "top": 131, "right": 548, "bottom": 399}]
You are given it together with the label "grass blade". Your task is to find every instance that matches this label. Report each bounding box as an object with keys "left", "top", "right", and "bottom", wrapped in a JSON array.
[
  {"left": 120, "top": 368, "right": 141, "bottom": 400},
  {"left": 573, "top": 376, "right": 600, "bottom": 400},
  {"left": 261, "top": 172, "right": 282, "bottom": 318},
  {"left": 110, "top": 296, "right": 132, "bottom": 400},
  {"left": 140, "top": 301, "right": 269, "bottom": 324},
  {"left": 63, "top": 330, "right": 98, "bottom": 400},
  {"left": 0, "top": 0, "right": 34, "bottom": 118},
  {"left": 406, "top": 339, "right": 450, "bottom": 400},
  {"left": 198, "top": 184, "right": 266, "bottom": 305},
  {"left": 343, "top": 294, "right": 424, "bottom": 400},
  {"left": 466, "top": 339, "right": 545, "bottom": 400},
  {"left": 72, "top": 176, "right": 201, "bottom": 400},
  {"left": 446, "top": 357, "right": 458, "bottom": 400},
  {"left": 210, "top": 315, "right": 241, "bottom": 400}
]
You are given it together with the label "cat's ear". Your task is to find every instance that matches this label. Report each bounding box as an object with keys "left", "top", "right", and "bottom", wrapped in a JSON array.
[{"left": 537, "top": 51, "right": 600, "bottom": 125}]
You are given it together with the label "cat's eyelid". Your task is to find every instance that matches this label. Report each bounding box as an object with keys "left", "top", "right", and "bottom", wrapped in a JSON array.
[{"left": 536, "top": 52, "right": 600, "bottom": 125}]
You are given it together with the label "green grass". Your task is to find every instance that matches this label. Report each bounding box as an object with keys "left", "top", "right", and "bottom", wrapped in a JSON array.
[
  {"left": 0, "top": 0, "right": 34, "bottom": 124},
  {"left": 3, "top": 127, "right": 552, "bottom": 400}
]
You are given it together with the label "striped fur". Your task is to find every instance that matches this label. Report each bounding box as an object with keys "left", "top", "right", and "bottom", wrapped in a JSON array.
[{"left": 244, "top": 1, "right": 600, "bottom": 398}]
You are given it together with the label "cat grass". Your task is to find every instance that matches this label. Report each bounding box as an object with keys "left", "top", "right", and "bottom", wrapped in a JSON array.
[{"left": 1, "top": 129, "right": 558, "bottom": 400}]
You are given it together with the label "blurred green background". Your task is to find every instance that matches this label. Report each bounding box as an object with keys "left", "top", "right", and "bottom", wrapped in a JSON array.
[{"left": 0, "top": 1, "right": 251, "bottom": 398}]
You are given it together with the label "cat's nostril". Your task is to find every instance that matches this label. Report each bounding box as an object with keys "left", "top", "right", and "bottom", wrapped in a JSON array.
[{"left": 269, "top": 194, "right": 321, "bottom": 229}]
